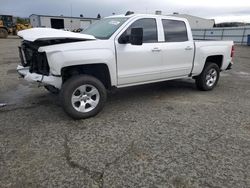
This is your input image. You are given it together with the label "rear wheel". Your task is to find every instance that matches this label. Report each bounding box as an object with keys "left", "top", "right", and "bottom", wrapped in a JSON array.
[
  {"left": 195, "top": 63, "right": 220, "bottom": 91},
  {"left": 0, "top": 28, "right": 8, "bottom": 38},
  {"left": 61, "top": 75, "right": 107, "bottom": 119}
]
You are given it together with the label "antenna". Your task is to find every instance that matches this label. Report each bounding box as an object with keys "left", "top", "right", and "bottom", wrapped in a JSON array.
[{"left": 71, "top": 4, "right": 72, "bottom": 17}]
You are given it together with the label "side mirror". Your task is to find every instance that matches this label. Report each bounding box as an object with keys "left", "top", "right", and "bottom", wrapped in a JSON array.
[
  {"left": 118, "top": 34, "right": 129, "bottom": 44},
  {"left": 130, "top": 28, "right": 143, "bottom": 45}
]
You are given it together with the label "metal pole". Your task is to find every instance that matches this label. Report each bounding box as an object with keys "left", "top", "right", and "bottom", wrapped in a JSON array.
[
  {"left": 203, "top": 29, "right": 206, "bottom": 40},
  {"left": 241, "top": 27, "right": 246, "bottom": 45},
  {"left": 70, "top": 4, "right": 72, "bottom": 30},
  {"left": 221, "top": 28, "right": 225, "bottom": 40}
]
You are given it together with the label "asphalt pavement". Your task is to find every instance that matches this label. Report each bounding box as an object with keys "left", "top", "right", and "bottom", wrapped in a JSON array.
[{"left": 0, "top": 37, "right": 250, "bottom": 188}]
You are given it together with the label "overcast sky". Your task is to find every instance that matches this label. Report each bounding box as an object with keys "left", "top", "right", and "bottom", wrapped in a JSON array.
[{"left": 1, "top": 0, "right": 250, "bottom": 23}]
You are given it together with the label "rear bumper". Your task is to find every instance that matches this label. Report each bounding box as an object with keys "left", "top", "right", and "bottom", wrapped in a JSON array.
[{"left": 17, "top": 65, "right": 62, "bottom": 89}]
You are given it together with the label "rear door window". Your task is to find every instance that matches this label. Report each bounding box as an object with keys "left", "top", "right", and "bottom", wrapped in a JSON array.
[{"left": 162, "top": 19, "right": 188, "bottom": 42}]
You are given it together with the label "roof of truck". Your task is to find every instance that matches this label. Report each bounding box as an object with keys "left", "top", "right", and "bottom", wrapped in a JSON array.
[{"left": 105, "top": 14, "right": 188, "bottom": 21}]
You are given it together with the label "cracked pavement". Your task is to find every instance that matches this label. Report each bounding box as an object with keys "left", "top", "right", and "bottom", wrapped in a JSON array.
[{"left": 0, "top": 37, "right": 250, "bottom": 187}]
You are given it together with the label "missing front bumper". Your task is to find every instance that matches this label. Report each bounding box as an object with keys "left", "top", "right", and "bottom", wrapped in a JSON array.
[{"left": 17, "top": 65, "right": 62, "bottom": 89}]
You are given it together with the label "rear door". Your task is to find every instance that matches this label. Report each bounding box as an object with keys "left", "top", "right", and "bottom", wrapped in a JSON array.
[
  {"left": 115, "top": 18, "right": 162, "bottom": 86},
  {"left": 159, "top": 19, "right": 194, "bottom": 78}
]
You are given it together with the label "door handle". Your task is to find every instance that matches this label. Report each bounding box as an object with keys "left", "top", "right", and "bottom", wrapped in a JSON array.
[
  {"left": 185, "top": 46, "right": 193, "bottom": 51},
  {"left": 152, "top": 48, "right": 161, "bottom": 52}
]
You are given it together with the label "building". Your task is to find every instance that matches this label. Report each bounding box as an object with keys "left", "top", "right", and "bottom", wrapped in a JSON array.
[
  {"left": 29, "top": 14, "right": 99, "bottom": 30},
  {"left": 171, "top": 14, "right": 215, "bottom": 29}
]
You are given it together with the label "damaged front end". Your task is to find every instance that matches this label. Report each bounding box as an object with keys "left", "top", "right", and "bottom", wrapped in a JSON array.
[
  {"left": 17, "top": 40, "right": 63, "bottom": 89},
  {"left": 17, "top": 28, "right": 96, "bottom": 89},
  {"left": 17, "top": 38, "right": 92, "bottom": 89},
  {"left": 19, "top": 40, "right": 50, "bottom": 75}
]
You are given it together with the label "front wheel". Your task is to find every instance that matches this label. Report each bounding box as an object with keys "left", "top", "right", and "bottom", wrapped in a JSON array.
[
  {"left": 195, "top": 63, "right": 220, "bottom": 91},
  {"left": 61, "top": 75, "right": 107, "bottom": 119}
]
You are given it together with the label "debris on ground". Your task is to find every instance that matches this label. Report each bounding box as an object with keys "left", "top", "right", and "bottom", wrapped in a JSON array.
[{"left": 0, "top": 103, "right": 7, "bottom": 107}]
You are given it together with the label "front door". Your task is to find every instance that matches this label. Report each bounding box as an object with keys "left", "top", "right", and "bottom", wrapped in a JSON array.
[{"left": 115, "top": 18, "right": 162, "bottom": 86}]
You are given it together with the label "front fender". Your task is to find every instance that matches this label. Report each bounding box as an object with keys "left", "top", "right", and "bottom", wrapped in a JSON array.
[{"left": 46, "top": 48, "right": 117, "bottom": 86}]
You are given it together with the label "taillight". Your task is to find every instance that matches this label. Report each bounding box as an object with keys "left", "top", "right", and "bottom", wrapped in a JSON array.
[{"left": 231, "top": 45, "right": 235, "bottom": 58}]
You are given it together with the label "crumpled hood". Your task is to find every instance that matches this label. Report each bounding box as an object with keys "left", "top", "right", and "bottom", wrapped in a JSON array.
[{"left": 18, "top": 27, "right": 96, "bottom": 42}]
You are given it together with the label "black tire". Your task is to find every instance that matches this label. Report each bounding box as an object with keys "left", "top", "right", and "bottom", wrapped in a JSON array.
[
  {"left": 0, "top": 28, "right": 8, "bottom": 38},
  {"left": 60, "top": 75, "right": 107, "bottom": 119},
  {"left": 195, "top": 63, "right": 220, "bottom": 91},
  {"left": 44, "top": 85, "right": 60, "bottom": 94}
]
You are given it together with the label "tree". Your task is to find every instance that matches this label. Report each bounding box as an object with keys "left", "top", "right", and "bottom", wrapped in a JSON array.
[
  {"left": 16, "top": 17, "right": 29, "bottom": 24},
  {"left": 97, "top": 14, "right": 101, "bottom": 19}
]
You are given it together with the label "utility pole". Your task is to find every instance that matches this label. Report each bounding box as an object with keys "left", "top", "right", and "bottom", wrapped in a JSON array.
[{"left": 70, "top": 4, "right": 73, "bottom": 30}]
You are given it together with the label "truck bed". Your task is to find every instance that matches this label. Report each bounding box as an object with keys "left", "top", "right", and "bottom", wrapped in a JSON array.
[{"left": 191, "top": 40, "right": 234, "bottom": 76}]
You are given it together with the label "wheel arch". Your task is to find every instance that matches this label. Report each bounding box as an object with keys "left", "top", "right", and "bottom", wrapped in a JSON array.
[
  {"left": 61, "top": 63, "right": 112, "bottom": 89},
  {"left": 205, "top": 55, "right": 224, "bottom": 69}
]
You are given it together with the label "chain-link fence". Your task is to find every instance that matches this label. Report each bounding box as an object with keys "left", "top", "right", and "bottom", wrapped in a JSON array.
[{"left": 192, "top": 27, "right": 250, "bottom": 45}]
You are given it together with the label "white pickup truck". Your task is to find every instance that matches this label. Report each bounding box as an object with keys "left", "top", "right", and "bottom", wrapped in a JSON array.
[{"left": 17, "top": 14, "right": 234, "bottom": 119}]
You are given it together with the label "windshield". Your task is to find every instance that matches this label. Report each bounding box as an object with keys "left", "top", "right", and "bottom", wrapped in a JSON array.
[{"left": 81, "top": 17, "right": 129, "bottom": 39}]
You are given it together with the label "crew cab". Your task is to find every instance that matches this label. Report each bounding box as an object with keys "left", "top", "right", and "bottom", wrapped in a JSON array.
[{"left": 17, "top": 14, "right": 234, "bottom": 119}]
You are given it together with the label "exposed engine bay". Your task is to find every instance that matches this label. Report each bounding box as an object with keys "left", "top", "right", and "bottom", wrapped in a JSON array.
[
  {"left": 19, "top": 38, "right": 88, "bottom": 76},
  {"left": 16, "top": 27, "right": 96, "bottom": 89}
]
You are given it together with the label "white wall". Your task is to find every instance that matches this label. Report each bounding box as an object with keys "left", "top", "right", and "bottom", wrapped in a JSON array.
[
  {"left": 39, "top": 16, "right": 51, "bottom": 28},
  {"left": 80, "top": 20, "right": 91, "bottom": 29},
  {"left": 30, "top": 15, "right": 98, "bottom": 30},
  {"left": 173, "top": 14, "right": 215, "bottom": 29},
  {"left": 60, "top": 17, "right": 80, "bottom": 30},
  {"left": 29, "top": 15, "right": 40, "bottom": 27},
  {"left": 40, "top": 17, "right": 81, "bottom": 30}
]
